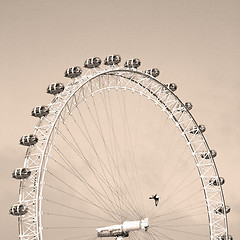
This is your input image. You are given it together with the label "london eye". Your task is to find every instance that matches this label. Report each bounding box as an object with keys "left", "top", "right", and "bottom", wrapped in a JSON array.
[{"left": 10, "top": 55, "right": 231, "bottom": 240}]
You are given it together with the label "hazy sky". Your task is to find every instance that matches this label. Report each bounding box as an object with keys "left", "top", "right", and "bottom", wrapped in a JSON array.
[{"left": 0, "top": 0, "right": 239, "bottom": 239}]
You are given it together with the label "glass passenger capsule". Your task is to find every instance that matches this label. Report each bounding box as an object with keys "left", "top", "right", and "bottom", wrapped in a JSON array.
[
  {"left": 31, "top": 105, "right": 49, "bottom": 118},
  {"left": 209, "top": 177, "right": 225, "bottom": 186},
  {"left": 12, "top": 168, "right": 31, "bottom": 180},
  {"left": 190, "top": 125, "right": 206, "bottom": 134},
  {"left": 214, "top": 205, "right": 231, "bottom": 215},
  {"left": 104, "top": 55, "right": 121, "bottom": 65},
  {"left": 185, "top": 102, "right": 193, "bottom": 111},
  {"left": 46, "top": 83, "right": 64, "bottom": 95},
  {"left": 9, "top": 204, "right": 28, "bottom": 216},
  {"left": 145, "top": 68, "right": 160, "bottom": 77},
  {"left": 176, "top": 102, "right": 193, "bottom": 112},
  {"left": 124, "top": 59, "right": 141, "bottom": 69},
  {"left": 64, "top": 66, "right": 82, "bottom": 78},
  {"left": 201, "top": 149, "right": 217, "bottom": 159},
  {"left": 20, "top": 134, "right": 38, "bottom": 146},
  {"left": 166, "top": 83, "right": 177, "bottom": 92},
  {"left": 217, "top": 234, "right": 233, "bottom": 240},
  {"left": 84, "top": 57, "right": 101, "bottom": 68}
]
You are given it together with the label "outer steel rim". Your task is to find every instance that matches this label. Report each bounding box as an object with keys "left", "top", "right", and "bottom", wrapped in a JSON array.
[{"left": 18, "top": 67, "right": 228, "bottom": 240}]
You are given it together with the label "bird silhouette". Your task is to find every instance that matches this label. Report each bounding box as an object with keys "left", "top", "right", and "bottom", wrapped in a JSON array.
[{"left": 149, "top": 194, "right": 160, "bottom": 206}]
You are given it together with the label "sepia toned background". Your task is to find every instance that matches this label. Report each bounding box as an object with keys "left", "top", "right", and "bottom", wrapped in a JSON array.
[{"left": 0, "top": 0, "right": 239, "bottom": 239}]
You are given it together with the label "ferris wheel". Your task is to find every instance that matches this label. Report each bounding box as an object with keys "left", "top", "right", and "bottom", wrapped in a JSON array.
[{"left": 10, "top": 55, "right": 232, "bottom": 240}]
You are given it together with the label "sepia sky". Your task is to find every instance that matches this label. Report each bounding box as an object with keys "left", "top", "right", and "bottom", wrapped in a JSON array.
[{"left": 0, "top": 0, "right": 240, "bottom": 239}]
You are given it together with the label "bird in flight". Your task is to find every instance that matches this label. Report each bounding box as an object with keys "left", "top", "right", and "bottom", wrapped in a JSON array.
[{"left": 149, "top": 194, "right": 160, "bottom": 206}]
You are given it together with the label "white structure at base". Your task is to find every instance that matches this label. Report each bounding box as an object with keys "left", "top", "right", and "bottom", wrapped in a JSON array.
[{"left": 96, "top": 218, "right": 149, "bottom": 238}]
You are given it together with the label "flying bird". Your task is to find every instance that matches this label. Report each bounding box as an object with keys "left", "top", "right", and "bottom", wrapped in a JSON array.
[{"left": 149, "top": 194, "right": 160, "bottom": 206}]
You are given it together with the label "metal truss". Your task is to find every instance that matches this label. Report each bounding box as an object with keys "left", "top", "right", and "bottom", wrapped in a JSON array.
[{"left": 18, "top": 67, "right": 228, "bottom": 240}]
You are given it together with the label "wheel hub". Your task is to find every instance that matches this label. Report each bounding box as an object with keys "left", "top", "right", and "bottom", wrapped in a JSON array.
[{"left": 96, "top": 218, "right": 149, "bottom": 238}]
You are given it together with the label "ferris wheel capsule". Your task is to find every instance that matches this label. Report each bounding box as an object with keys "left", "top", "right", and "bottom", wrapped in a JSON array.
[
  {"left": 46, "top": 83, "right": 64, "bottom": 95},
  {"left": 31, "top": 106, "right": 49, "bottom": 118},
  {"left": 190, "top": 124, "right": 206, "bottom": 134},
  {"left": 104, "top": 55, "right": 121, "bottom": 65},
  {"left": 64, "top": 66, "right": 82, "bottom": 78},
  {"left": 209, "top": 177, "right": 225, "bottom": 186},
  {"left": 166, "top": 83, "right": 177, "bottom": 92},
  {"left": 217, "top": 234, "right": 233, "bottom": 240},
  {"left": 84, "top": 57, "right": 101, "bottom": 68},
  {"left": 20, "top": 134, "right": 38, "bottom": 146},
  {"left": 214, "top": 205, "right": 231, "bottom": 215},
  {"left": 144, "top": 68, "right": 160, "bottom": 77},
  {"left": 124, "top": 59, "right": 141, "bottom": 69},
  {"left": 12, "top": 168, "right": 31, "bottom": 180},
  {"left": 201, "top": 149, "right": 217, "bottom": 159},
  {"left": 185, "top": 102, "right": 193, "bottom": 111},
  {"left": 9, "top": 204, "right": 28, "bottom": 216},
  {"left": 176, "top": 102, "right": 193, "bottom": 112}
]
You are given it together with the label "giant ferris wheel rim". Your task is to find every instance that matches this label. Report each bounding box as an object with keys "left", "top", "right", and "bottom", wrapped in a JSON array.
[{"left": 15, "top": 60, "right": 229, "bottom": 240}]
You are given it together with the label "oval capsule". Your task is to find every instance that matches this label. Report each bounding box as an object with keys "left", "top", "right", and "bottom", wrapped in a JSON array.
[
  {"left": 20, "top": 134, "right": 38, "bottom": 146},
  {"left": 145, "top": 68, "right": 160, "bottom": 77},
  {"left": 217, "top": 234, "right": 233, "bottom": 240},
  {"left": 185, "top": 102, "right": 193, "bottom": 111},
  {"left": 12, "top": 168, "right": 31, "bottom": 180},
  {"left": 9, "top": 204, "right": 28, "bottom": 216},
  {"left": 214, "top": 205, "right": 231, "bottom": 215},
  {"left": 124, "top": 58, "right": 141, "bottom": 69},
  {"left": 46, "top": 83, "right": 64, "bottom": 95},
  {"left": 31, "top": 106, "right": 49, "bottom": 118},
  {"left": 176, "top": 102, "right": 193, "bottom": 112},
  {"left": 64, "top": 66, "right": 82, "bottom": 78},
  {"left": 104, "top": 55, "right": 121, "bottom": 65},
  {"left": 190, "top": 125, "right": 206, "bottom": 134},
  {"left": 201, "top": 150, "right": 217, "bottom": 159},
  {"left": 209, "top": 177, "right": 225, "bottom": 186},
  {"left": 166, "top": 83, "right": 177, "bottom": 92},
  {"left": 84, "top": 57, "right": 101, "bottom": 68}
]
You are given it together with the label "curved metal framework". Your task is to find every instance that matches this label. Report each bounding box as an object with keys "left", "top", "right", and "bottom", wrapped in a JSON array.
[{"left": 13, "top": 57, "right": 229, "bottom": 240}]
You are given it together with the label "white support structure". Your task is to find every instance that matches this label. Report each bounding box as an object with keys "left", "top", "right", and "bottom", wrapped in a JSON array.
[
  {"left": 17, "top": 66, "right": 229, "bottom": 240},
  {"left": 96, "top": 218, "right": 149, "bottom": 238}
]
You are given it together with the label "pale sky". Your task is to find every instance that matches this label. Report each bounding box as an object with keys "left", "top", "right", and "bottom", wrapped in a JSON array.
[{"left": 0, "top": 0, "right": 240, "bottom": 239}]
